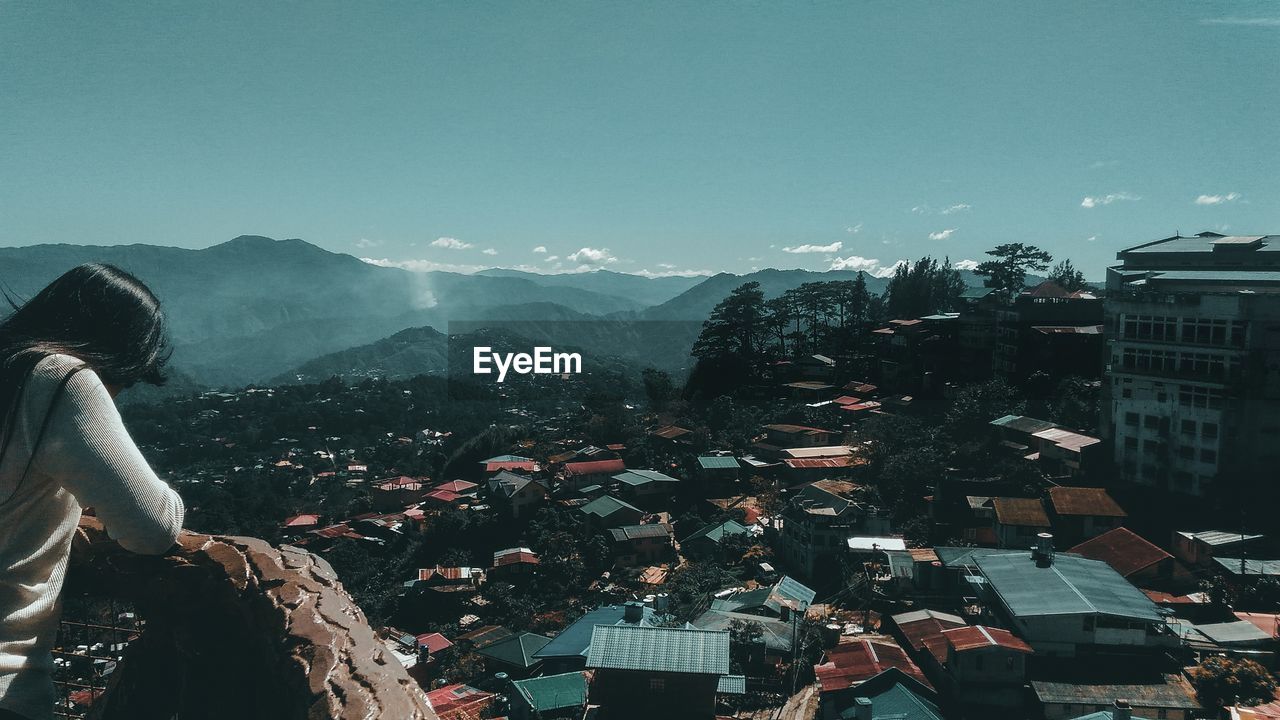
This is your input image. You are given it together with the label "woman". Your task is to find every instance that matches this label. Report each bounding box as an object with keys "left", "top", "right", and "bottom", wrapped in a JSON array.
[{"left": 0, "top": 264, "right": 185, "bottom": 720}]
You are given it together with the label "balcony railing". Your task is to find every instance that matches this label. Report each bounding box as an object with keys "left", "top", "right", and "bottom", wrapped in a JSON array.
[{"left": 59, "top": 517, "right": 436, "bottom": 720}]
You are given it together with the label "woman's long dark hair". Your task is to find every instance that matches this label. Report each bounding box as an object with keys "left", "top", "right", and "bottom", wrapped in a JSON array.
[{"left": 0, "top": 263, "right": 171, "bottom": 450}]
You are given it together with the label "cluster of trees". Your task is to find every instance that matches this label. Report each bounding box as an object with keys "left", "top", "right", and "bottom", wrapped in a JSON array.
[{"left": 975, "top": 242, "right": 1089, "bottom": 296}]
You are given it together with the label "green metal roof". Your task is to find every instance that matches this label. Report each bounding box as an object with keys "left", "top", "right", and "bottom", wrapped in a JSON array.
[
  {"left": 717, "top": 675, "right": 747, "bottom": 695},
  {"left": 974, "top": 552, "right": 1162, "bottom": 622},
  {"left": 697, "top": 456, "right": 741, "bottom": 470},
  {"left": 511, "top": 672, "right": 587, "bottom": 712},
  {"left": 586, "top": 625, "right": 730, "bottom": 676},
  {"left": 684, "top": 519, "right": 749, "bottom": 545},
  {"left": 475, "top": 632, "right": 552, "bottom": 668},
  {"left": 579, "top": 495, "right": 642, "bottom": 518},
  {"left": 837, "top": 668, "right": 943, "bottom": 720}
]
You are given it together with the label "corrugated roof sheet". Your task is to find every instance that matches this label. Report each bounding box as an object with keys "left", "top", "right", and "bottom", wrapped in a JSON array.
[
  {"left": 993, "top": 497, "right": 1050, "bottom": 527},
  {"left": 586, "top": 625, "right": 730, "bottom": 676},
  {"left": 534, "top": 604, "right": 657, "bottom": 661},
  {"left": 565, "top": 459, "right": 627, "bottom": 476},
  {"left": 476, "top": 632, "right": 552, "bottom": 668},
  {"left": 1031, "top": 675, "right": 1199, "bottom": 709},
  {"left": 815, "top": 639, "right": 930, "bottom": 692},
  {"left": 1049, "top": 487, "right": 1126, "bottom": 517},
  {"left": 942, "top": 625, "right": 1033, "bottom": 654},
  {"left": 975, "top": 552, "right": 1163, "bottom": 622},
  {"left": 580, "top": 495, "right": 642, "bottom": 519},
  {"left": 612, "top": 469, "right": 680, "bottom": 486},
  {"left": 1214, "top": 557, "right": 1280, "bottom": 576},
  {"left": 609, "top": 523, "right": 673, "bottom": 542},
  {"left": 717, "top": 674, "right": 747, "bottom": 695},
  {"left": 1068, "top": 528, "right": 1169, "bottom": 577},
  {"left": 697, "top": 456, "right": 741, "bottom": 470},
  {"left": 511, "top": 672, "right": 587, "bottom": 712}
]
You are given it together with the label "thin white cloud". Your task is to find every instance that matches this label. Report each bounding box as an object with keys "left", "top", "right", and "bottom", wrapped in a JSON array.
[
  {"left": 544, "top": 255, "right": 559, "bottom": 262},
  {"left": 1088, "top": 160, "right": 1119, "bottom": 170},
  {"left": 431, "top": 237, "right": 473, "bottom": 250},
  {"left": 952, "top": 259, "right": 980, "bottom": 271},
  {"left": 568, "top": 247, "right": 618, "bottom": 265},
  {"left": 782, "top": 241, "right": 843, "bottom": 254},
  {"left": 1087, "top": 235, "right": 1099, "bottom": 242},
  {"left": 361, "top": 257, "right": 484, "bottom": 274},
  {"left": 355, "top": 237, "right": 382, "bottom": 249},
  {"left": 1194, "top": 192, "right": 1241, "bottom": 205},
  {"left": 940, "top": 203, "right": 971, "bottom": 215},
  {"left": 1201, "top": 16, "right": 1280, "bottom": 27},
  {"left": 633, "top": 267, "right": 713, "bottom": 278},
  {"left": 845, "top": 223, "right": 863, "bottom": 234},
  {"left": 657, "top": 263, "right": 676, "bottom": 269},
  {"left": 910, "top": 205, "right": 929, "bottom": 215},
  {"left": 929, "top": 228, "right": 957, "bottom": 241},
  {"left": 532, "top": 245, "right": 547, "bottom": 253},
  {"left": 482, "top": 248, "right": 498, "bottom": 256},
  {"left": 1081, "top": 192, "right": 1139, "bottom": 208}
]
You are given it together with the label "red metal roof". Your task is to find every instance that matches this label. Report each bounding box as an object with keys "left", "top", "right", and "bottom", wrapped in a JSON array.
[
  {"left": 426, "top": 684, "right": 496, "bottom": 720},
  {"left": 424, "top": 489, "right": 463, "bottom": 503},
  {"left": 564, "top": 459, "right": 626, "bottom": 476},
  {"left": 993, "top": 497, "right": 1050, "bottom": 528},
  {"left": 942, "top": 625, "right": 1033, "bottom": 654},
  {"left": 815, "top": 639, "right": 930, "bottom": 692},
  {"left": 416, "top": 632, "right": 455, "bottom": 654},
  {"left": 493, "top": 548, "right": 540, "bottom": 567},
  {"left": 1048, "top": 487, "right": 1126, "bottom": 517},
  {"left": 282, "top": 513, "right": 320, "bottom": 528},
  {"left": 783, "top": 457, "right": 862, "bottom": 469},
  {"left": 435, "top": 480, "right": 478, "bottom": 493},
  {"left": 1068, "top": 527, "right": 1169, "bottom": 577}
]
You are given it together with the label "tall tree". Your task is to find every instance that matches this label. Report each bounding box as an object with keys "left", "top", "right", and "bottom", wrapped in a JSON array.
[
  {"left": 975, "top": 243, "right": 1054, "bottom": 297},
  {"left": 691, "top": 282, "right": 767, "bottom": 361},
  {"left": 1048, "top": 259, "right": 1089, "bottom": 292}
]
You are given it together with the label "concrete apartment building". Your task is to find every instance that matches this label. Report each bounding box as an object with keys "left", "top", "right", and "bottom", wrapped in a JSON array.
[{"left": 1102, "top": 232, "right": 1280, "bottom": 497}]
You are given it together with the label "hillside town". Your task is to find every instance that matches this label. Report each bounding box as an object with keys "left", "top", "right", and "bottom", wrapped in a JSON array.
[{"left": 46, "top": 233, "right": 1280, "bottom": 720}]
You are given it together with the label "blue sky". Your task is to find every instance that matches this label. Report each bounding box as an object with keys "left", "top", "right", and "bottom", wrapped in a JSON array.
[{"left": 2, "top": 2, "right": 1277, "bottom": 279}]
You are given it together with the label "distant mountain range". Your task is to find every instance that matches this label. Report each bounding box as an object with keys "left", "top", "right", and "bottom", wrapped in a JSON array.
[{"left": 0, "top": 236, "right": 984, "bottom": 387}]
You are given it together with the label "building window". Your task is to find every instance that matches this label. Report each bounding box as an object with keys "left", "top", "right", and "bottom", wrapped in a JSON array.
[
  {"left": 1202, "top": 423, "right": 1219, "bottom": 439},
  {"left": 1179, "top": 446, "right": 1195, "bottom": 460},
  {"left": 1144, "top": 415, "right": 1160, "bottom": 430},
  {"left": 1201, "top": 449, "right": 1217, "bottom": 464},
  {"left": 1124, "top": 437, "right": 1138, "bottom": 450},
  {"left": 1125, "top": 413, "right": 1139, "bottom": 427},
  {"left": 1181, "top": 420, "right": 1196, "bottom": 436},
  {"left": 649, "top": 678, "right": 665, "bottom": 691}
]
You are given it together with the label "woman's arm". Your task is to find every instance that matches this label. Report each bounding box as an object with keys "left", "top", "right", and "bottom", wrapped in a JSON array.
[{"left": 33, "top": 366, "right": 185, "bottom": 554}]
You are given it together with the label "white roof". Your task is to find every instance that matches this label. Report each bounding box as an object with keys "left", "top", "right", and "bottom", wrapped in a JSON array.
[
  {"left": 847, "top": 536, "right": 907, "bottom": 552},
  {"left": 781, "top": 445, "right": 855, "bottom": 459}
]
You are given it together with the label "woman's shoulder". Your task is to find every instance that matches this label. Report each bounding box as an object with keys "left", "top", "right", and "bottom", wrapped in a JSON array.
[{"left": 30, "top": 353, "right": 99, "bottom": 389}]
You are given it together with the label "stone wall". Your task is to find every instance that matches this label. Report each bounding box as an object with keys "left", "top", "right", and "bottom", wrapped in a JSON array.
[{"left": 69, "top": 518, "right": 436, "bottom": 720}]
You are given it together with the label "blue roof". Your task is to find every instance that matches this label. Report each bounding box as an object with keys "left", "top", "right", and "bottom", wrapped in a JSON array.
[
  {"left": 717, "top": 675, "right": 747, "bottom": 695},
  {"left": 974, "top": 552, "right": 1162, "bottom": 622},
  {"left": 586, "top": 626, "right": 730, "bottom": 676},
  {"left": 612, "top": 469, "right": 680, "bottom": 486},
  {"left": 533, "top": 605, "right": 657, "bottom": 661}
]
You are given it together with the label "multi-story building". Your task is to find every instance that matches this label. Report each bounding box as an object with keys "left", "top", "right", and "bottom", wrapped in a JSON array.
[
  {"left": 994, "top": 281, "right": 1104, "bottom": 380},
  {"left": 1103, "top": 232, "right": 1280, "bottom": 497},
  {"left": 777, "top": 479, "right": 891, "bottom": 582}
]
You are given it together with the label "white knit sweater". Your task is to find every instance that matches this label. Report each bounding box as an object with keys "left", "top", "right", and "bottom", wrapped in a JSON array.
[{"left": 0, "top": 354, "right": 184, "bottom": 720}]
